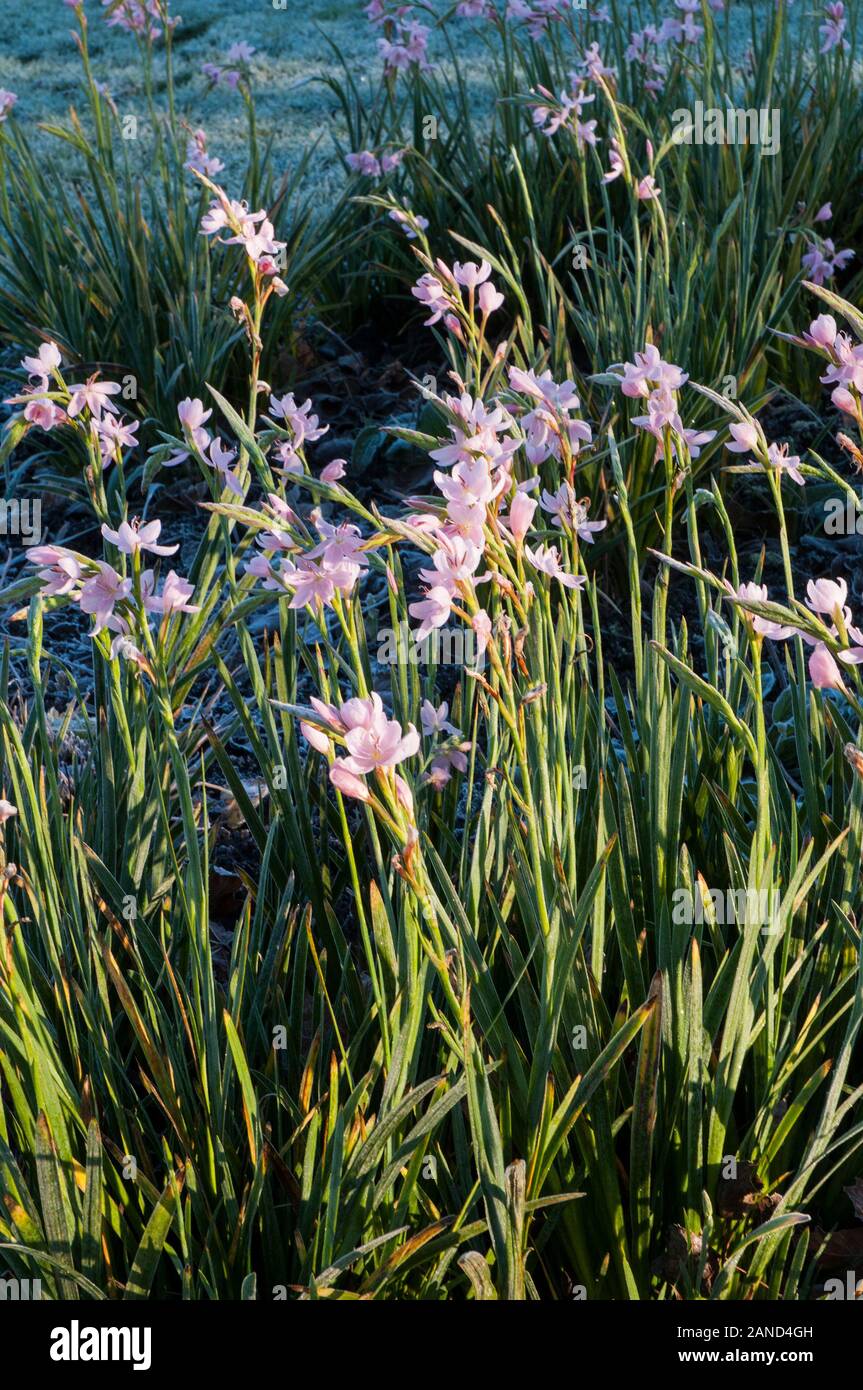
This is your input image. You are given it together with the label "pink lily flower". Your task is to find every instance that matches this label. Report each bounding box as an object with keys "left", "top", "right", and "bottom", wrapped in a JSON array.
[
  {"left": 142, "top": 569, "right": 200, "bottom": 615},
  {"left": 809, "top": 642, "right": 845, "bottom": 690},
  {"left": 67, "top": 379, "right": 121, "bottom": 419},
  {"left": 101, "top": 518, "right": 179, "bottom": 557},
  {"left": 21, "top": 341, "right": 62, "bottom": 385},
  {"left": 525, "top": 543, "right": 585, "bottom": 590},
  {"left": 409, "top": 586, "right": 454, "bottom": 641},
  {"left": 79, "top": 563, "right": 133, "bottom": 633}
]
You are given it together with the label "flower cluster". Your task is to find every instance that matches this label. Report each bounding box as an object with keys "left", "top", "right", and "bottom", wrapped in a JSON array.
[
  {"left": 248, "top": 505, "right": 367, "bottom": 612},
  {"left": 346, "top": 148, "right": 406, "bottom": 178},
  {"left": 200, "top": 185, "right": 289, "bottom": 296},
  {"left": 6, "top": 341, "right": 142, "bottom": 471},
  {"left": 402, "top": 371, "right": 595, "bottom": 647},
  {"left": 799, "top": 313, "right": 863, "bottom": 425},
  {"left": 725, "top": 420, "right": 806, "bottom": 486},
  {"left": 28, "top": 517, "right": 197, "bottom": 667},
  {"left": 819, "top": 1, "right": 849, "bottom": 54},
  {"left": 506, "top": 1, "right": 573, "bottom": 41},
  {"left": 268, "top": 390, "right": 329, "bottom": 473},
  {"left": 184, "top": 128, "right": 224, "bottom": 179},
  {"left": 388, "top": 207, "right": 429, "bottom": 240},
  {"left": 203, "top": 42, "right": 256, "bottom": 89},
  {"left": 370, "top": 4, "right": 432, "bottom": 77},
  {"left": 411, "top": 258, "right": 504, "bottom": 332},
  {"left": 616, "top": 345, "right": 714, "bottom": 460},
  {"left": 101, "top": 0, "right": 176, "bottom": 40},
  {"left": 300, "top": 691, "right": 418, "bottom": 815},
  {"left": 507, "top": 366, "right": 593, "bottom": 471},
  {"left": 455, "top": 0, "right": 496, "bottom": 17},
  {"left": 530, "top": 84, "right": 598, "bottom": 149},
  {"left": 732, "top": 575, "right": 863, "bottom": 691},
  {"left": 801, "top": 237, "right": 854, "bottom": 287}
]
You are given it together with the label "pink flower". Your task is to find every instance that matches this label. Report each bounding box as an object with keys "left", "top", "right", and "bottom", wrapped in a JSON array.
[
  {"left": 24, "top": 399, "right": 66, "bottom": 431},
  {"left": 142, "top": 569, "right": 199, "bottom": 615},
  {"left": 726, "top": 420, "right": 762, "bottom": 454},
  {"left": 0, "top": 799, "right": 17, "bottom": 823},
  {"left": 454, "top": 260, "right": 492, "bottom": 291},
  {"left": 764, "top": 442, "right": 806, "bottom": 487},
  {"left": 819, "top": 1, "right": 848, "bottom": 53},
  {"left": 394, "top": 773, "right": 414, "bottom": 819},
  {"left": 67, "top": 379, "right": 121, "bottom": 419},
  {"left": 580, "top": 41, "right": 616, "bottom": 81},
  {"left": 802, "top": 238, "right": 854, "bottom": 287},
  {"left": 341, "top": 710, "right": 419, "bottom": 775},
  {"left": 832, "top": 386, "right": 858, "bottom": 417},
  {"left": 28, "top": 546, "right": 83, "bottom": 597},
  {"left": 200, "top": 202, "right": 232, "bottom": 236},
  {"left": 525, "top": 543, "right": 586, "bottom": 590},
  {"left": 814, "top": 202, "right": 833, "bottom": 223},
  {"left": 226, "top": 42, "right": 256, "bottom": 63},
  {"left": 541, "top": 485, "right": 606, "bottom": 542},
  {"left": 418, "top": 535, "right": 482, "bottom": 588},
  {"left": 636, "top": 176, "right": 660, "bottom": 202},
  {"left": 804, "top": 314, "right": 838, "bottom": 350},
  {"left": 269, "top": 393, "right": 328, "bottom": 445},
  {"left": 806, "top": 576, "right": 848, "bottom": 617},
  {"left": 338, "top": 694, "right": 385, "bottom": 734},
  {"left": 203, "top": 64, "right": 242, "bottom": 90},
  {"left": 78, "top": 562, "right": 132, "bottom": 633},
  {"left": 603, "top": 139, "right": 625, "bottom": 183},
  {"left": 631, "top": 383, "right": 685, "bottom": 440},
  {"left": 224, "top": 213, "right": 286, "bottom": 267},
  {"left": 809, "top": 642, "right": 845, "bottom": 690},
  {"left": 101, "top": 518, "right": 178, "bottom": 557},
  {"left": 329, "top": 763, "right": 371, "bottom": 802},
  {"left": 456, "top": 0, "right": 493, "bottom": 15},
  {"left": 94, "top": 413, "right": 139, "bottom": 463},
  {"left": 732, "top": 582, "right": 798, "bottom": 640},
  {"left": 0, "top": 91, "right": 17, "bottom": 123},
  {"left": 619, "top": 345, "right": 687, "bottom": 398},
  {"left": 184, "top": 128, "right": 224, "bottom": 178},
  {"left": 206, "top": 438, "right": 243, "bottom": 495},
  {"left": 477, "top": 281, "right": 504, "bottom": 316},
  {"left": 109, "top": 631, "right": 147, "bottom": 667},
  {"left": 178, "top": 396, "right": 212, "bottom": 438},
  {"left": 320, "top": 459, "right": 347, "bottom": 483},
  {"left": 346, "top": 151, "right": 383, "bottom": 178},
  {"left": 280, "top": 559, "right": 338, "bottom": 609},
  {"left": 420, "top": 699, "right": 458, "bottom": 737},
  {"left": 388, "top": 208, "right": 429, "bottom": 239},
  {"left": 300, "top": 721, "right": 332, "bottom": 754},
  {"left": 409, "top": 586, "right": 454, "bottom": 641},
  {"left": 306, "top": 518, "right": 368, "bottom": 575},
  {"left": 412, "top": 272, "right": 451, "bottom": 326},
  {"left": 505, "top": 490, "right": 538, "bottom": 543},
  {"left": 680, "top": 426, "right": 716, "bottom": 459},
  {"left": 21, "top": 341, "right": 62, "bottom": 385}
]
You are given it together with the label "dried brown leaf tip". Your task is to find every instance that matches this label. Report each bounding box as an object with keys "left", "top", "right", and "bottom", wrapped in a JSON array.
[
  {"left": 837, "top": 432, "right": 863, "bottom": 473},
  {"left": 843, "top": 744, "right": 863, "bottom": 779}
]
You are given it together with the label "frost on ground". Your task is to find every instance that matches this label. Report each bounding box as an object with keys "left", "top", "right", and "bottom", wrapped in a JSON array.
[
  {"left": 0, "top": 0, "right": 495, "bottom": 202},
  {"left": 0, "top": 0, "right": 794, "bottom": 208}
]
